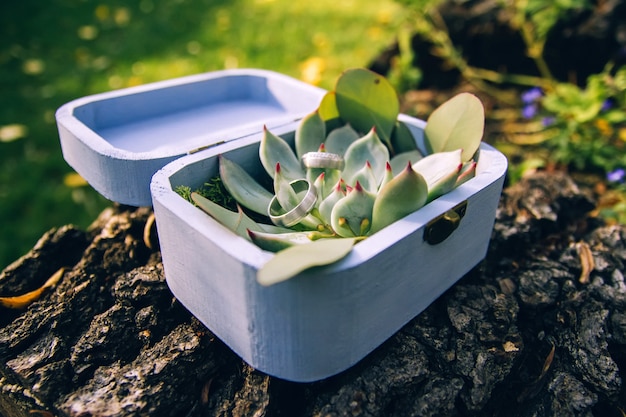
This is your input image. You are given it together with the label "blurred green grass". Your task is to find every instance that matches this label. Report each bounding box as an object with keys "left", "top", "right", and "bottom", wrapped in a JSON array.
[{"left": 0, "top": 0, "right": 404, "bottom": 269}]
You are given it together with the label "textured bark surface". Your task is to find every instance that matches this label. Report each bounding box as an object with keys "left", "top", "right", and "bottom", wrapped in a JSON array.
[{"left": 1, "top": 171, "right": 625, "bottom": 417}]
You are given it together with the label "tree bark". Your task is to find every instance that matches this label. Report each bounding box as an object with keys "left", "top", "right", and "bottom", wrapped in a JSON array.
[{"left": 1, "top": 171, "right": 624, "bottom": 416}]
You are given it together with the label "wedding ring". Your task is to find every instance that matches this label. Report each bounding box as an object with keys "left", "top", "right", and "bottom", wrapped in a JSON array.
[
  {"left": 301, "top": 152, "right": 345, "bottom": 171},
  {"left": 268, "top": 179, "right": 318, "bottom": 227}
]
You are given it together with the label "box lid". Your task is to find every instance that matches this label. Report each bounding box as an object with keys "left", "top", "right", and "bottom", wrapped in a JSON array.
[{"left": 55, "top": 69, "right": 326, "bottom": 206}]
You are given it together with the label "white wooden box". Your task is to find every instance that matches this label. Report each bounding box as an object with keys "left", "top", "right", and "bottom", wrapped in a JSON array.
[
  {"left": 56, "top": 69, "right": 325, "bottom": 206},
  {"left": 56, "top": 69, "right": 507, "bottom": 382}
]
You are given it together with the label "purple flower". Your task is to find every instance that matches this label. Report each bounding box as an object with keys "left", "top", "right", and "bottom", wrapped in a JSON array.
[
  {"left": 607, "top": 168, "right": 626, "bottom": 183},
  {"left": 521, "top": 87, "right": 543, "bottom": 104},
  {"left": 522, "top": 103, "right": 538, "bottom": 119},
  {"left": 601, "top": 99, "right": 613, "bottom": 112},
  {"left": 542, "top": 116, "right": 555, "bottom": 126}
]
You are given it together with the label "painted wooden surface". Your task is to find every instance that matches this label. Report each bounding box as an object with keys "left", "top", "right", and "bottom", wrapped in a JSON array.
[
  {"left": 55, "top": 69, "right": 507, "bottom": 382},
  {"left": 151, "top": 116, "right": 507, "bottom": 382},
  {"left": 55, "top": 69, "right": 325, "bottom": 206}
]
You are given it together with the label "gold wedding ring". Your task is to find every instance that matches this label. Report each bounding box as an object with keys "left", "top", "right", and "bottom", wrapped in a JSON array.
[
  {"left": 268, "top": 179, "right": 318, "bottom": 227},
  {"left": 301, "top": 152, "right": 345, "bottom": 171}
]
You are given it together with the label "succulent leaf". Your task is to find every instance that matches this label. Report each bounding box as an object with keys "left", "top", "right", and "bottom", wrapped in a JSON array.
[
  {"left": 378, "top": 161, "right": 394, "bottom": 191},
  {"left": 318, "top": 91, "right": 339, "bottom": 121},
  {"left": 295, "top": 110, "right": 326, "bottom": 159},
  {"left": 318, "top": 180, "right": 346, "bottom": 224},
  {"left": 312, "top": 172, "right": 326, "bottom": 208},
  {"left": 305, "top": 146, "right": 342, "bottom": 199},
  {"left": 425, "top": 165, "right": 462, "bottom": 202},
  {"left": 219, "top": 155, "right": 273, "bottom": 216},
  {"left": 390, "top": 119, "right": 419, "bottom": 155},
  {"left": 389, "top": 150, "right": 423, "bottom": 177},
  {"left": 297, "top": 214, "right": 325, "bottom": 231},
  {"left": 257, "top": 237, "right": 358, "bottom": 286},
  {"left": 259, "top": 126, "right": 304, "bottom": 180},
  {"left": 350, "top": 161, "right": 378, "bottom": 194},
  {"left": 370, "top": 163, "right": 428, "bottom": 234},
  {"left": 257, "top": 223, "right": 294, "bottom": 234},
  {"left": 412, "top": 149, "right": 463, "bottom": 189},
  {"left": 248, "top": 229, "right": 314, "bottom": 252},
  {"left": 412, "top": 150, "right": 464, "bottom": 202},
  {"left": 334, "top": 68, "right": 399, "bottom": 147},
  {"left": 324, "top": 124, "right": 360, "bottom": 156},
  {"left": 455, "top": 161, "right": 477, "bottom": 188},
  {"left": 330, "top": 182, "right": 376, "bottom": 237},
  {"left": 342, "top": 127, "right": 390, "bottom": 186},
  {"left": 424, "top": 92, "right": 484, "bottom": 162},
  {"left": 191, "top": 192, "right": 260, "bottom": 240},
  {"left": 273, "top": 163, "right": 300, "bottom": 211},
  {"left": 186, "top": 70, "right": 489, "bottom": 282}
]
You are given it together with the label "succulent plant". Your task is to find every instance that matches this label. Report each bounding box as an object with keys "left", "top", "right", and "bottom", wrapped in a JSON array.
[{"left": 186, "top": 68, "right": 485, "bottom": 285}]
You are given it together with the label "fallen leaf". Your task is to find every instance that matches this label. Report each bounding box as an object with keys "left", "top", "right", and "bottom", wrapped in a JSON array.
[{"left": 0, "top": 267, "right": 65, "bottom": 309}]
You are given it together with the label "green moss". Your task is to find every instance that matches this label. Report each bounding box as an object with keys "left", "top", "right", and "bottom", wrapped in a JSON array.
[{"left": 175, "top": 177, "right": 236, "bottom": 211}]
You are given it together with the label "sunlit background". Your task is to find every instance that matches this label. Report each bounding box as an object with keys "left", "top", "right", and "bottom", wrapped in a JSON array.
[
  {"left": 5, "top": 0, "right": 626, "bottom": 270},
  {"left": 0, "top": 0, "right": 405, "bottom": 269}
]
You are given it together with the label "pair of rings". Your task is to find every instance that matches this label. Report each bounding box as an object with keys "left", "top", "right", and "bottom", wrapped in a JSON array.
[
  {"left": 301, "top": 151, "right": 344, "bottom": 171},
  {"left": 268, "top": 179, "right": 318, "bottom": 227}
]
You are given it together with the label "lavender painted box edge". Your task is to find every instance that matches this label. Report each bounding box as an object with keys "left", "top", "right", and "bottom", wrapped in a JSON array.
[{"left": 55, "top": 69, "right": 325, "bottom": 206}]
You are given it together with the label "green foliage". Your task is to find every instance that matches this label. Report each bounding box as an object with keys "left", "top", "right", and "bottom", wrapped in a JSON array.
[
  {"left": 187, "top": 68, "right": 485, "bottom": 284},
  {"left": 424, "top": 93, "right": 484, "bottom": 162},
  {"left": 385, "top": 26, "right": 423, "bottom": 92},
  {"left": 256, "top": 237, "right": 358, "bottom": 286},
  {"left": 395, "top": 0, "right": 626, "bottom": 228},
  {"left": 334, "top": 68, "right": 400, "bottom": 150},
  {"left": 0, "top": 0, "right": 403, "bottom": 270},
  {"left": 174, "top": 185, "right": 193, "bottom": 203},
  {"left": 219, "top": 155, "right": 273, "bottom": 215},
  {"left": 175, "top": 177, "right": 236, "bottom": 211},
  {"left": 512, "top": 0, "right": 591, "bottom": 39},
  {"left": 523, "top": 66, "right": 626, "bottom": 172}
]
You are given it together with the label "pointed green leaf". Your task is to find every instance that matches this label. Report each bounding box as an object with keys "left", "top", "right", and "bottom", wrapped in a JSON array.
[
  {"left": 191, "top": 192, "right": 261, "bottom": 240},
  {"left": 390, "top": 119, "right": 419, "bottom": 154},
  {"left": 424, "top": 92, "right": 484, "bottom": 161},
  {"left": 370, "top": 163, "right": 428, "bottom": 234},
  {"left": 426, "top": 165, "right": 462, "bottom": 202},
  {"left": 334, "top": 68, "right": 399, "bottom": 147},
  {"left": 331, "top": 182, "right": 376, "bottom": 237},
  {"left": 455, "top": 161, "right": 477, "bottom": 188},
  {"left": 257, "top": 223, "right": 294, "bottom": 234},
  {"left": 324, "top": 124, "right": 360, "bottom": 156},
  {"left": 389, "top": 150, "right": 423, "bottom": 177},
  {"left": 319, "top": 180, "right": 346, "bottom": 225},
  {"left": 219, "top": 155, "right": 273, "bottom": 216},
  {"left": 342, "top": 127, "right": 390, "bottom": 186},
  {"left": 307, "top": 167, "right": 340, "bottom": 201},
  {"left": 257, "top": 237, "right": 357, "bottom": 286},
  {"left": 296, "top": 214, "right": 325, "bottom": 231},
  {"left": 378, "top": 162, "right": 394, "bottom": 191},
  {"left": 412, "top": 149, "right": 463, "bottom": 202},
  {"left": 311, "top": 172, "right": 326, "bottom": 207},
  {"left": 259, "top": 126, "right": 304, "bottom": 181},
  {"left": 295, "top": 110, "right": 326, "bottom": 159},
  {"left": 350, "top": 161, "right": 378, "bottom": 194},
  {"left": 248, "top": 229, "right": 314, "bottom": 252},
  {"left": 274, "top": 163, "right": 300, "bottom": 211}
]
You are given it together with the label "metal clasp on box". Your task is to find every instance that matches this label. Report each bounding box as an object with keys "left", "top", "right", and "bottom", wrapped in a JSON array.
[{"left": 424, "top": 201, "right": 468, "bottom": 245}]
